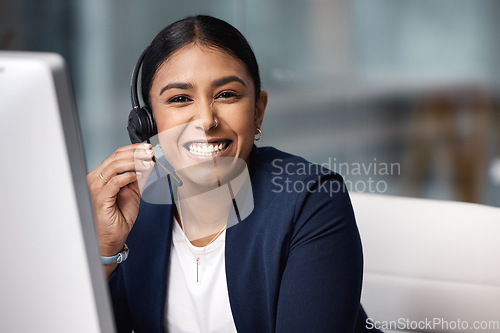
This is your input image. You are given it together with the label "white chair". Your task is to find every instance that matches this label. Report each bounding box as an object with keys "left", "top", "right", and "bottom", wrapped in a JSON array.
[{"left": 351, "top": 193, "right": 500, "bottom": 333}]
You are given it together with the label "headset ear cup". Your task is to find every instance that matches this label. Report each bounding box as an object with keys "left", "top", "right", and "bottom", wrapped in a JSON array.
[
  {"left": 127, "top": 107, "right": 156, "bottom": 143},
  {"left": 143, "top": 106, "right": 157, "bottom": 138}
]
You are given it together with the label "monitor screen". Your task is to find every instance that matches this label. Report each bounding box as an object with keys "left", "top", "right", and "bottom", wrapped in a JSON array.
[{"left": 0, "top": 51, "right": 115, "bottom": 333}]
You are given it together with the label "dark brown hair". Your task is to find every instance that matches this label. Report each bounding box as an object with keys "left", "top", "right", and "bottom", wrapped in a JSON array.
[{"left": 141, "top": 15, "right": 261, "bottom": 107}]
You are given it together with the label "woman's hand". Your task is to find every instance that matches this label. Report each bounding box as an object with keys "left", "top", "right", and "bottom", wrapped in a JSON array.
[{"left": 87, "top": 143, "right": 154, "bottom": 270}]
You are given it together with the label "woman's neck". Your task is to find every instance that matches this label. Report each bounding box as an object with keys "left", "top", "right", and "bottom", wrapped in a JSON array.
[{"left": 174, "top": 185, "right": 232, "bottom": 246}]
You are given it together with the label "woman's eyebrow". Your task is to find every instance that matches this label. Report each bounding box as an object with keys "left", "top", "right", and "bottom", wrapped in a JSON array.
[
  {"left": 159, "top": 76, "right": 246, "bottom": 96},
  {"left": 213, "top": 76, "right": 246, "bottom": 88},
  {"left": 159, "top": 82, "right": 193, "bottom": 95}
]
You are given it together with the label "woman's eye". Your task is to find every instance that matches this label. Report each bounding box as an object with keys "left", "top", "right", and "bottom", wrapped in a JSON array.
[
  {"left": 216, "top": 91, "right": 241, "bottom": 100},
  {"left": 168, "top": 95, "right": 191, "bottom": 103}
]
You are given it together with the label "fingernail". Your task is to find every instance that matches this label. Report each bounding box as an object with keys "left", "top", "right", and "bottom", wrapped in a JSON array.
[
  {"left": 142, "top": 143, "right": 152, "bottom": 149},
  {"left": 143, "top": 160, "right": 154, "bottom": 167},
  {"left": 146, "top": 149, "right": 154, "bottom": 155}
]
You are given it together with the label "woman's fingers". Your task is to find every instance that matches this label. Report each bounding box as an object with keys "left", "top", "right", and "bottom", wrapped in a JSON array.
[
  {"left": 101, "top": 171, "right": 140, "bottom": 202},
  {"left": 95, "top": 163, "right": 154, "bottom": 204},
  {"left": 89, "top": 143, "right": 155, "bottom": 189},
  {"left": 94, "top": 143, "right": 152, "bottom": 174},
  {"left": 102, "top": 143, "right": 151, "bottom": 164},
  {"left": 93, "top": 171, "right": 142, "bottom": 232},
  {"left": 99, "top": 158, "right": 153, "bottom": 185}
]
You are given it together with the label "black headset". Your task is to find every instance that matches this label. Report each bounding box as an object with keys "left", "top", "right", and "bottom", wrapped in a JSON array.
[
  {"left": 127, "top": 47, "right": 157, "bottom": 144},
  {"left": 127, "top": 47, "right": 182, "bottom": 187}
]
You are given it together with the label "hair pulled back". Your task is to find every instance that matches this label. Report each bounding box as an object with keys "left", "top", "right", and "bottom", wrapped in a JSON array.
[{"left": 141, "top": 15, "right": 261, "bottom": 107}]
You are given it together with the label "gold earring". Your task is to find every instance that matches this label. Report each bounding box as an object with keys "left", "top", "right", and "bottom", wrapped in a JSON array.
[{"left": 254, "top": 128, "right": 262, "bottom": 141}]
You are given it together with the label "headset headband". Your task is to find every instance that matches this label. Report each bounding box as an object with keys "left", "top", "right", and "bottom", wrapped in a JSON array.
[{"left": 130, "top": 47, "right": 149, "bottom": 109}]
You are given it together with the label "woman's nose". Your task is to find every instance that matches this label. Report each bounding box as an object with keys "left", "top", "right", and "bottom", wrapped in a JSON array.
[{"left": 194, "top": 103, "right": 218, "bottom": 132}]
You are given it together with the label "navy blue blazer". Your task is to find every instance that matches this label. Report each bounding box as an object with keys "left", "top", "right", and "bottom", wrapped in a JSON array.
[{"left": 109, "top": 146, "right": 370, "bottom": 333}]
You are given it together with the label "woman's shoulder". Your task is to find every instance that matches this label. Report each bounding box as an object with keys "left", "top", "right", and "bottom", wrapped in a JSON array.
[{"left": 248, "top": 145, "right": 349, "bottom": 211}]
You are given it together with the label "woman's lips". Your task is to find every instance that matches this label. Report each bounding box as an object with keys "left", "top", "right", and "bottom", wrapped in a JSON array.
[{"left": 183, "top": 140, "right": 232, "bottom": 158}]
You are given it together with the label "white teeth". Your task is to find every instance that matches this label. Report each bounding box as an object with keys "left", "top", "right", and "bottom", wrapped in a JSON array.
[{"left": 187, "top": 141, "right": 229, "bottom": 156}]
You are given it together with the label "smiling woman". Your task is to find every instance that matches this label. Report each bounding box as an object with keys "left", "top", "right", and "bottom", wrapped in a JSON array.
[
  {"left": 150, "top": 43, "right": 266, "bottom": 188},
  {"left": 87, "top": 15, "right": 377, "bottom": 333}
]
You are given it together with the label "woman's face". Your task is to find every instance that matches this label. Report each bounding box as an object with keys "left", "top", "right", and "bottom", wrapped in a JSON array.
[{"left": 149, "top": 44, "right": 267, "bottom": 188}]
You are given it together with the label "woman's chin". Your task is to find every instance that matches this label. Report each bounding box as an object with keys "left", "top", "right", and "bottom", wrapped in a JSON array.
[
  {"left": 177, "top": 156, "right": 246, "bottom": 193},
  {"left": 179, "top": 165, "right": 220, "bottom": 189}
]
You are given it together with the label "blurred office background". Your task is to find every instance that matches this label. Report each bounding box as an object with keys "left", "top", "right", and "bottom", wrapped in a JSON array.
[{"left": 2, "top": 0, "right": 499, "bottom": 206}]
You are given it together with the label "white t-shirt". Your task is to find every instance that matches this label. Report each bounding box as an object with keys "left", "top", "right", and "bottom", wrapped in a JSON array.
[{"left": 165, "top": 220, "right": 238, "bottom": 333}]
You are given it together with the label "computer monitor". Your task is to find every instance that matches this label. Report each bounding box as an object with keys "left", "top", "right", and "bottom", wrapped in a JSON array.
[{"left": 0, "top": 51, "right": 115, "bottom": 332}]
